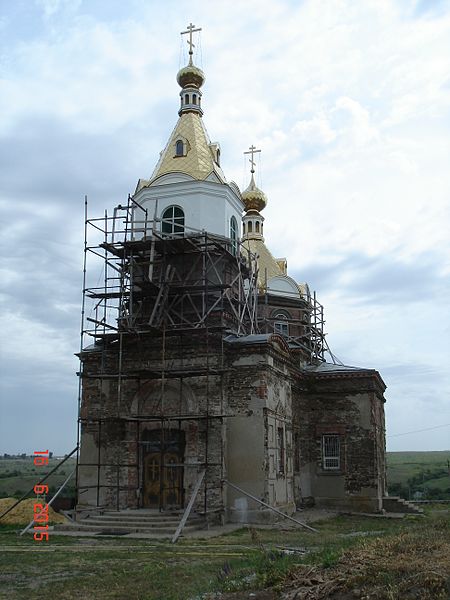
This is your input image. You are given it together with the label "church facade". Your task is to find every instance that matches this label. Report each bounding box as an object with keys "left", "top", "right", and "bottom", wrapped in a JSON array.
[{"left": 76, "top": 27, "right": 387, "bottom": 524}]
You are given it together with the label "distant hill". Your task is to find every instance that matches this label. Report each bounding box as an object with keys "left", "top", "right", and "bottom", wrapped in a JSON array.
[
  {"left": 0, "top": 457, "right": 76, "bottom": 500},
  {"left": 1, "top": 452, "right": 449, "bottom": 502},
  {"left": 387, "top": 451, "right": 450, "bottom": 500}
]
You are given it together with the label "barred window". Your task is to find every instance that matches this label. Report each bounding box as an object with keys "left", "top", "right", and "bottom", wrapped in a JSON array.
[{"left": 323, "top": 434, "right": 340, "bottom": 470}]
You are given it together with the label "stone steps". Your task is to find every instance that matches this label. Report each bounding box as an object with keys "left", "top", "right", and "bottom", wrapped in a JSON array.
[
  {"left": 85, "top": 515, "right": 202, "bottom": 525},
  {"left": 55, "top": 509, "right": 207, "bottom": 536},
  {"left": 382, "top": 496, "right": 424, "bottom": 515},
  {"left": 102, "top": 510, "right": 185, "bottom": 516},
  {"left": 56, "top": 523, "right": 203, "bottom": 535},
  {"left": 73, "top": 518, "right": 203, "bottom": 528}
]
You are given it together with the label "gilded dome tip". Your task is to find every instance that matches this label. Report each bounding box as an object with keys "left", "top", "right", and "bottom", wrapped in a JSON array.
[
  {"left": 177, "top": 63, "right": 205, "bottom": 89},
  {"left": 242, "top": 175, "right": 267, "bottom": 212}
]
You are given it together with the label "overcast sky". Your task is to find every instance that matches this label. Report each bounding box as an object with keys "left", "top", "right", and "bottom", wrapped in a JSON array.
[{"left": 1, "top": 0, "right": 449, "bottom": 454}]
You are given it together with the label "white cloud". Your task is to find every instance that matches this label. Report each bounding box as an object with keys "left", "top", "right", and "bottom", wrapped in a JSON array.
[
  {"left": 35, "top": 0, "right": 82, "bottom": 18},
  {"left": 293, "top": 114, "right": 337, "bottom": 146},
  {"left": 332, "top": 96, "right": 380, "bottom": 146},
  {"left": 1, "top": 0, "right": 450, "bottom": 452}
]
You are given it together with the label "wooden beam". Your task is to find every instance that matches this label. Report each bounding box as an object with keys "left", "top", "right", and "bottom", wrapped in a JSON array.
[
  {"left": 224, "top": 480, "right": 318, "bottom": 533},
  {"left": 172, "top": 469, "right": 206, "bottom": 543}
]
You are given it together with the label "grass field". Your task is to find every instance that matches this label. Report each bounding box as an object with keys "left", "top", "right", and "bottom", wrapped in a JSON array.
[
  {"left": 0, "top": 454, "right": 449, "bottom": 598},
  {"left": 0, "top": 507, "right": 448, "bottom": 599},
  {"left": 2, "top": 452, "right": 449, "bottom": 501},
  {"left": 386, "top": 451, "right": 450, "bottom": 499},
  {"left": 0, "top": 458, "right": 77, "bottom": 498}
]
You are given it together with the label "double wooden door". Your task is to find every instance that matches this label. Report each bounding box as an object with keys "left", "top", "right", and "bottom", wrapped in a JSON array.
[{"left": 142, "top": 429, "right": 184, "bottom": 509}]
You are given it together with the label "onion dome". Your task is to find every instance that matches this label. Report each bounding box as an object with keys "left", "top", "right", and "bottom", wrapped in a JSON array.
[
  {"left": 177, "top": 60, "right": 205, "bottom": 89},
  {"left": 177, "top": 55, "right": 205, "bottom": 116},
  {"left": 242, "top": 174, "right": 267, "bottom": 212}
]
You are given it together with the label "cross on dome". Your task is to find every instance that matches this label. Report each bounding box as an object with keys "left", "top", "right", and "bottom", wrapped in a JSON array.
[
  {"left": 177, "top": 22, "right": 205, "bottom": 115},
  {"left": 181, "top": 22, "right": 202, "bottom": 63},
  {"left": 244, "top": 145, "right": 261, "bottom": 174},
  {"left": 242, "top": 145, "right": 267, "bottom": 216}
]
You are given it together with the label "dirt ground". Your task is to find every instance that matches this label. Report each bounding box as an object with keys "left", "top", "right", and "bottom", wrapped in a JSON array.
[
  {"left": 206, "top": 508, "right": 450, "bottom": 600},
  {"left": 1, "top": 506, "right": 449, "bottom": 600}
]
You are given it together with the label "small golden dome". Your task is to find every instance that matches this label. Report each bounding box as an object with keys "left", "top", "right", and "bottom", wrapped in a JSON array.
[
  {"left": 242, "top": 175, "right": 267, "bottom": 212},
  {"left": 177, "top": 63, "right": 205, "bottom": 89}
]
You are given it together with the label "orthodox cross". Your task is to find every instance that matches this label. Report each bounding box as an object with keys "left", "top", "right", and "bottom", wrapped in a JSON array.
[
  {"left": 181, "top": 23, "right": 202, "bottom": 58},
  {"left": 244, "top": 145, "right": 261, "bottom": 174},
  {"left": 148, "top": 458, "right": 159, "bottom": 480}
]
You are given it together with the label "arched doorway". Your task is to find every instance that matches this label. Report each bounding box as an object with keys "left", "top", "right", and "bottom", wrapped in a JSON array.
[{"left": 142, "top": 428, "right": 185, "bottom": 509}]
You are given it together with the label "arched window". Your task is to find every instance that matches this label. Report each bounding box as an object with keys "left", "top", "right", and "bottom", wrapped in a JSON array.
[
  {"left": 230, "top": 216, "right": 238, "bottom": 255},
  {"left": 248, "top": 221, "right": 253, "bottom": 233},
  {"left": 175, "top": 140, "right": 184, "bottom": 156},
  {"left": 192, "top": 94, "right": 197, "bottom": 105},
  {"left": 184, "top": 94, "right": 189, "bottom": 105},
  {"left": 242, "top": 223, "right": 246, "bottom": 235},
  {"left": 255, "top": 221, "right": 260, "bottom": 233},
  {"left": 274, "top": 313, "right": 289, "bottom": 337},
  {"left": 162, "top": 206, "right": 185, "bottom": 236}
]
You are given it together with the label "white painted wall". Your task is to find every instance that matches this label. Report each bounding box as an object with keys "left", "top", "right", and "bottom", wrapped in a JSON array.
[{"left": 132, "top": 174, "right": 244, "bottom": 240}]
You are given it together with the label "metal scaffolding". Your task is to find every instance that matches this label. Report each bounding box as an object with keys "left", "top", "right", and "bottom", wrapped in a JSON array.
[
  {"left": 83, "top": 195, "right": 259, "bottom": 339},
  {"left": 259, "top": 290, "right": 339, "bottom": 364},
  {"left": 76, "top": 194, "right": 259, "bottom": 515},
  {"left": 76, "top": 193, "right": 335, "bottom": 516}
]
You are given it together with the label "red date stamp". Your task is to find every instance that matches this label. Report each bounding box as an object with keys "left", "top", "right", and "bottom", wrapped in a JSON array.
[{"left": 33, "top": 450, "right": 50, "bottom": 542}]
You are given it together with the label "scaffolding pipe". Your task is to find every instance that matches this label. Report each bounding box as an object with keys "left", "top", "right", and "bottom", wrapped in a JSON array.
[
  {"left": 0, "top": 448, "right": 78, "bottom": 521},
  {"left": 20, "top": 468, "right": 76, "bottom": 536},
  {"left": 224, "top": 480, "right": 318, "bottom": 533}
]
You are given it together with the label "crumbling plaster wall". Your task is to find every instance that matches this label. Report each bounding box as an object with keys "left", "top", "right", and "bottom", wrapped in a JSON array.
[
  {"left": 77, "top": 333, "right": 227, "bottom": 515},
  {"left": 294, "top": 372, "right": 386, "bottom": 512},
  {"left": 78, "top": 335, "right": 387, "bottom": 519},
  {"left": 225, "top": 340, "right": 296, "bottom": 522}
]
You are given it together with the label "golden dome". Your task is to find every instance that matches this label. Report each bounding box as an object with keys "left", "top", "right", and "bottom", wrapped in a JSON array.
[
  {"left": 242, "top": 174, "right": 267, "bottom": 212},
  {"left": 177, "top": 63, "right": 205, "bottom": 89}
]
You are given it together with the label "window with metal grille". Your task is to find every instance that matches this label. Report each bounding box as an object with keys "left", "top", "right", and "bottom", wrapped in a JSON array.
[
  {"left": 322, "top": 435, "right": 340, "bottom": 470},
  {"left": 161, "top": 205, "right": 185, "bottom": 236}
]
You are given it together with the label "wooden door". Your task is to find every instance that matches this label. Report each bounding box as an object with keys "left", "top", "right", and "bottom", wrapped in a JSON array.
[
  {"left": 142, "top": 449, "right": 184, "bottom": 509},
  {"left": 163, "top": 452, "right": 183, "bottom": 508},
  {"left": 143, "top": 453, "right": 161, "bottom": 508}
]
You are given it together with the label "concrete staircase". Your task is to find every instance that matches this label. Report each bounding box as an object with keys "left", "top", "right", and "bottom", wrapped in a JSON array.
[
  {"left": 55, "top": 509, "right": 207, "bottom": 537},
  {"left": 382, "top": 496, "right": 424, "bottom": 515}
]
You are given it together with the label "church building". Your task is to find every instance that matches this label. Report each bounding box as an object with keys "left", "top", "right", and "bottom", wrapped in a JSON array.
[{"left": 76, "top": 25, "right": 387, "bottom": 527}]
